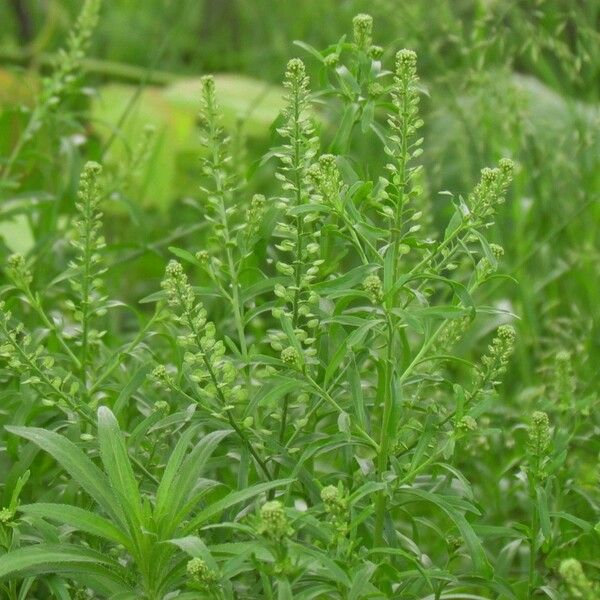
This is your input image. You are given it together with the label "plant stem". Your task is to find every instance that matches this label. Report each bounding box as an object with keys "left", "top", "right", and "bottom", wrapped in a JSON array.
[
  {"left": 24, "top": 289, "right": 82, "bottom": 370},
  {"left": 373, "top": 316, "right": 395, "bottom": 545}
]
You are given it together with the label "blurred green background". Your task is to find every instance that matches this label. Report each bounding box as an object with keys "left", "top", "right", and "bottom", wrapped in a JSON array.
[{"left": 0, "top": 0, "right": 599, "bottom": 397}]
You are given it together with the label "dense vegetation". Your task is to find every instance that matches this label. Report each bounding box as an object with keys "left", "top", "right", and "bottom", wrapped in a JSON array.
[{"left": 0, "top": 1, "right": 598, "bottom": 598}]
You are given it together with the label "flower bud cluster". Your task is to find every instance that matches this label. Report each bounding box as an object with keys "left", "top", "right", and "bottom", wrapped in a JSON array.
[
  {"left": 197, "top": 75, "right": 241, "bottom": 249},
  {"left": 161, "top": 261, "right": 244, "bottom": 407},
  {"left": 434, "top": 315, "right": 471, "bottom": 354},
  {"left": 457, "top": 415, "right": 477, "bottom": 433},
  {"left": 362, "top": 274, "right": 384, "bottom": 304},
  {"left": 477, "top": 243, "right": 504, "bottom": 281},
  {"left": 271, "top": 58, "right": 324, "bottom": 365},
  {"left": 5, "top": 254, "right": 32, "bottom": 290},
  {"left": 321, "top": 484, "right": 349, "bottom": 541},
  {"left": 40, "top": 0, "right": 101, "bottom": 111},
  {"left": 280, "top": 346, "right": 300, "bottom": 368},
  {"left": 384, "top": 49, "right": 423, "bottom": 227},
  {"left": 558, "top": 558, "right": 597, "bottom": 599},
  {"left": 352, "top": 14, "right": 373, "bottom": 50},
  {"left": 0, "top": 507, "right": 14, "bottom": 524},
  {"left": 474, "top": 324, "right": 516, "bottom": 390},
  {"left": 150, "top": 364, "right": 174, "bottom": 390},
  {"left": 186, "top": 557, "right": 218, "bottom": 590},
  {"left": 308, "top": 155, "right": 342, "bottom": 206},
  {"left": 246, "top": 193, "right": 266, "bottom": 237},
  {"left": 0, "top": 302, "right": 78, "bottom": 408},
  {"left": 69, "top": 161, "right": 107, "bottom": 336},
  {"left": 469, "top": 159, "right": 515, "bottom": 222},
  {"left": 554, "top": 350, "right": 575, "bottom": 409},
  {"left": 257, "top": 500, "right": 292, "bottom": 541},
  {"left": 528, "top": 410, "right": 551, "bottom": 460}
]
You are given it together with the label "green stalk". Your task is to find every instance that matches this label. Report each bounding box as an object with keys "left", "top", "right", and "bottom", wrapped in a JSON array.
[
  {"left": 373, "top": 317, "right": 395, "bottom": 545},
  {"left": 23, "top": 288, "right": 82, "bottom": 370},
  {"left": 176, "top": 286, "right": 271, "bottom": 482},
  {"left": 275, "top": 81, "right": 304, "bottom": 480},
  {"left": 527, "top": 458, "right": 540, "bottom": 597}
]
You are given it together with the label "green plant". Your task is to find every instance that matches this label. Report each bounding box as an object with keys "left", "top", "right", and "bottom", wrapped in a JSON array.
[
  {"left": 1, "top": 0, "right": 101, "bottom": 189},
  {"left": 0, "top": 8, "right": 598, "bottom": 600}
]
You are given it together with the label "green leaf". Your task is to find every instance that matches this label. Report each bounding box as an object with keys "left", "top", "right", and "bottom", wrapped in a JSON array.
[
  {"left": 290, "top": 542, "right": 352, "bottom": 587},
  {"left": 312, "top": 264, "right": 374, "bottom": 295},
  {"left": 168, "top": 246, "right": 203, "bottom": 267},
  {"left": 97, "top": 406, "right": 143, "bottom": 526},
  {"left": 549, "top": 511, "right": 592, "bottom": 532},
  {"left": 349, "top": 562, "right": 377, "bottom": 600},
  {"left": 330, "top": 103, "right": 359, "bottom": 154},
  {"left": 155, "top": 429, "right": 231, "bottom": 529},
  {"left": 348, "top": 481, "right": 385, "bottom": 506},
  {"left": 5, "top": 426, "right": 123, "bottom": 526},
  {"left": 19, "top": 504, "right": 131, "bottom": 548},
  {"left": 113, "top": 365, "right": 149, "bottom": 416},
  {"left": 293, "top": 40, "right": 326, "bottom": 63},
  {"left": 536, "top": 487, "right": 552, "bottom": 543},
  {"left": 277, "top": 578, "right": 293, "bottom": 600},
  {"left": 0, "top": 544, "right": 119, "bottom": 579},
  {"left": 400, "top": 488, "right": 492, "bottom": 576},
  {"left": 169, "top": 536, "right": 219, "bottom": 571},
  {"left": 348, "top": 355, "right": 367, "bottom": 429},
  {"left": 184, "top": 479, "right": 294, "bottom": 533}
]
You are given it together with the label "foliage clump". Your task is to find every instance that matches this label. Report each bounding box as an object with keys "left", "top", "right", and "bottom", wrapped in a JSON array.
[{"left": 0, "top": 7, "right": 597, "bottom": 600}]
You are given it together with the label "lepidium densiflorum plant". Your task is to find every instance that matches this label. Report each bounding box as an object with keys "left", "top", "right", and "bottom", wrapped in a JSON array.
[
  {"left": 0, "top": 161, "right": 112, "bottom": 426},
  {"left": 67, "top": 161, "right": 108, "bottom": 392},
  {"left": 269, "top": 58, "right": 321, "bottom": 367},
  {"left": 1, "top": 11, "right": 598, "bottom": 600},
  {"left": 0, "top": 0, "right": 102, "bottom": 188},
  {"left": 194, "top": 76, "right": 249, "bottom": 359},
  {"left": 152, "top": 14, "right": 520, "bottom": 595}
]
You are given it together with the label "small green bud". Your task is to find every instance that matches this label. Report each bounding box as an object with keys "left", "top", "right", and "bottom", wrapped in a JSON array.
[
  {"left": 6, "top": 254, "right": 32, "bottom": 288},
  {"left": 285, "top": 58, "right": 306, "bottom": 83},
  {"left": 362, "top": 274, "right": 383, "bottom": 303},
  {"left": 200, "top": 74, "right": 215, "bottom": 95},
  {"left": 368, "top": 82, "right": 385, "bottom": 97},
  {"left": 0, "top": 507, "right": 14, "bottom": 524},
  {"left": 280, "top": 346, "right": 300, "bottom": 367},
  {"left": 528, "top": 411, "right": 551, "bottom": 458},
  {"left": 395, "top": 49, "right": 417, "bottom": 78},
  {"left": 457, "top": 415, "right": 477, "bottom": 433},
  {"left": 368, "top": 45, "right": 384, "bottom": 59},
  {"left": 324, "top": 53, "right": 339, "bottom": 67},
  {"left": 186, "top": 557, "right": 218, "bottom": 589},
  {"left": 352, "top": 13, "right": 373, "bottom": 50},
  {"left": 154, "top": 400, "right": 169, "bottom": 414},
  {"left": 559, "top": 558, "right": 596, "bottom": 599},
  {"left": 499, "top": 158, "right": 515, "bottom": 178},
  {"left": 258, "top": 500, "right": 291, "bottom": 540},
  {"left": 276, "top": 261, "right": 295, "bottom": 276},
  {"left": 321, "top": 485, "right": 347, "bottom": 515}
]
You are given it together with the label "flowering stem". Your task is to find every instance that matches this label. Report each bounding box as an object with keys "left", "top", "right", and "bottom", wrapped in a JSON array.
[
  {"left": 88, "top": 308, "right": 159, "bottom": 395},
  {"left": 24, "top": 289, "right": 82, "bottom": 370},
  {"left": 178, "top": 302, "right": 272, "bottom": 482},
  {"left": 527, "top": 463, "right": 540, "bottom": 597},
  {"left": 373, "top": 316, "right": 395, "bottom": 545}
]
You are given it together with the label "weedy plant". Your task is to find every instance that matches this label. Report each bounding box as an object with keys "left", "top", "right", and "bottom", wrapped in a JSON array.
[{"left": 0, "top": 9, "right": 598, "bottom": 600}]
